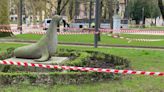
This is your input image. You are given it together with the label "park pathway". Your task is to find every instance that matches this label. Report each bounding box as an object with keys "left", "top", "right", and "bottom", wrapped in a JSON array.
[{"left": 0, "top": 38, "right": 164, "bottom": 51}]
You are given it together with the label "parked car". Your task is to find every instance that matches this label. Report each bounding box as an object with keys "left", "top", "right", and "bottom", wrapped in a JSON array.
[{"left": 43, "top": 19, "right": 52, "bottom": 30}]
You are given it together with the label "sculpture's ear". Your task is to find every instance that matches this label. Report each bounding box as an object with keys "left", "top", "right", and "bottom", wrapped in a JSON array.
[
  {"left": 53, "top": 15, "right": 62, "bottom": 22},
  {"left": 59, "top": 19, "right": 63, "bottom": 25},
  {"left": 52, "top": 15, "right": 61, "bottom": 20}
]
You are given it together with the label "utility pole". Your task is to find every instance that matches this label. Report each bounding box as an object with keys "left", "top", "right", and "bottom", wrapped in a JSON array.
[
  {"left": 19, "top": 0, "right": 23, "bottom": 34},
  {"left": 94, "top": 0, "right": 100, "bottom": 48},
  {"left": 89, "top": 0, "right": 93, "bottom": 28}
]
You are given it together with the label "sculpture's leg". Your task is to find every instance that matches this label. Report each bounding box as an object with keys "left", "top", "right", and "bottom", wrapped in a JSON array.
[{"left": 34, "top": 48, "right": 50, "bottom": 62}]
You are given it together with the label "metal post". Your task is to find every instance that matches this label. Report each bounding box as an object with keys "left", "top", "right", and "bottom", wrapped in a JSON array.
[
  {"left": 94, "top": 0, "right": 100, "bottom": 48},
  {"left": 98, "top": 1, "right": 102, "bottom": 41},
  {"left": 89, "top": 1, "right": 92, "bottom": 28},
  {"left": 19, "top": 0, "right": 23, "bottom": 34}
]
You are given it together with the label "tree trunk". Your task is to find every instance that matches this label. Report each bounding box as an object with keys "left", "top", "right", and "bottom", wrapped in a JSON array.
[
  {"left": 0, "top": 0, "right": 12, "bottom": 72},
  {"left": 66, "top": 0, "right": 75, "bottom": 21},
  {"left": 158, "top": 0, "right": 164, "bottom": 20},
  {"left": 39, "top": 10, "right": 42, "bottom": 27},
  {"left": 155, "top": 18, "right": 157, "bottom": 26},
  {"left": 56, "top": 0, "right": 69, "bottom": 32},
  {"left": 57, "top": 0, "right": 62, "bottom": 15},
  {"left": 142, "top": 16, "right": 146, "bottom": 28},
  {"left": 44, "top": 0, "right": 47, "bottom": 19},
  {"left": 16, "top": 3, "right": 20, "bottom": 30},
  {"left": 0, "top": 0, "right": 12, "bottom": 37},
  {"left": 56, "top": 0, "right": 69, "bottom": 15},
  {"left": 135, "top": 19, "right": 140, "bottom": 24},
  {"left": 33, "top": 10, "right": 37, "bottom": 25},
  {"left": 108, "top": 0, "right": 114, "bottom": 29},
  {"left": 124, "top": 6, "right": 129, "bottom": 19}
]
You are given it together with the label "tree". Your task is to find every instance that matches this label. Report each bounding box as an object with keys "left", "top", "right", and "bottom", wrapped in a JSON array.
[
  {"left": 66, "top": 0, "right": 75, "bottom": 21},
  {"left": 150, "top": 0, "right": 161, "bottom": 18},
  {"left": 124, "top": 0, "right": 129, "bottom": 19},
  {"left": 27, "top": 0, "right": 43, "bottom": 25},
  {"left": 52, "top": 0, "right": 69, "bottom": 32},
  {"left": 158, "top": 0, "right": 164, "bottom": 20},
  {"left": 0, "top": 0, "right": 12, "bottom": 37},
  {"left": 105, "top": 0, "right": 114, "bottom": 29},
  {"left": 55, "top": 0, "right": 71, "bottom": 15},
  {"left": 10, "top": 0, "right": 20, "bottom": 27},
  {"left": 128, "top": 0, "right": 160, "bottom": 24}
]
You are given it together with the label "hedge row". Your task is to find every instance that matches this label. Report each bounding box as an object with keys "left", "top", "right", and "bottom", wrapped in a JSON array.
[
  {"left": 0, "top": 72, "right": 120, "bottom": 85},
  {"left": 0, "top": 48, "right": 130, "bottom": 85}
]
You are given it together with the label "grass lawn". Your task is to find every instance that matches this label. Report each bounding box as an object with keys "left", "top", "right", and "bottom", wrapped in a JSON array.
[
  {"left": 0, "top": 43, "right": 164, "bottom": 92},
  {"left": 8, "top": 33, "right": 164, "bottom": 47},
  {"left": 0, "top": 43, "right": 26, "bottom": 52},
  {"left": 144, "top": 26, "right": 164, "bottom": 30}
]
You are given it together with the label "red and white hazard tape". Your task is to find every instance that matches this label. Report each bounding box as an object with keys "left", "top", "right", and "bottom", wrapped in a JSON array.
[
  {"left": 0, "top": 25, "right": 41, "bottom": 29},
  {"left": 117, "top": 36, "right": 164, "bottom": 42},
  {"left": 0, "top": 25, "right": 109, "bottom": 31},
  {"left": 0, "top": 29, "right": 98, "bottom": 35},
  {"left": 0, "top": 28, "right": 164, "bottom": 34},
  {"left": 0, "top": 29, "right": 163, "bottom": 41},
  {"left": 1, "top": 29, "right": 164, "bottom": 36},
  {"left": 0, "top": 24, "right": 164, "bottom": 33},
  {"left": 27, "top": 31, "right": 100, "bottom": 35},
  {"left": 128, "top": 39, "right": 164, "bottom": 42},
  {"left": 0, "top": 60, "right": 163, "bottom": 76},
  {"left": 0, "top": 29, "right": 20, "bottom": 33},
  {"left": 121, "top": 30, "right": 164, "bottom": 34},
  {"left": 57, "top": 32, "right": 99, "bottom": 35}
]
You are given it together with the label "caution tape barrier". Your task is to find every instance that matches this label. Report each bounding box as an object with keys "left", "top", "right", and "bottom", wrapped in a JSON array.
[
  {"left": 28, "top": 31, "right": 101, "bottom": 35},
  {"left": 112, "top": 36, "right": 164, "bottom": 42},
  {"left": 121, "top": 30, "right": 164, "bottom": 33},
  {"left": 0, "top": 29, "right": 20, "bottom": 33},
  {"left": 0, "top": 29, "right": 102, "bottom": 35},
  {"left": 1, "top": 29, "right": 164, "bottom": 35},
  {"left": 0, "top": 60, "right": 163, "bottom": 76},
  {"left": 0, "top": 24, "right": 164, "bottom": 32},
  {"left": 1, "top": 27, "right": 164, "bottom": 34},
  {"left": 0, "top": 29, "right": 164, "bottom": 41}
]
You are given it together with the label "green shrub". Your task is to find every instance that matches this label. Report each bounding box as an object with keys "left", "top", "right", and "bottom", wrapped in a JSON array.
[
  {"left": 0, "top": 47, "right": 15, "bottom": 60},
  {"left": 0, "top": 48, "right": 130, "bottom": 85},
  {"left": 65, "top": 52, "right": 90, "bottom": 66}
]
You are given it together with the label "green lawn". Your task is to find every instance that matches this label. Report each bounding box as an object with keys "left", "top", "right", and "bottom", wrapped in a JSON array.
[
  {"left": 0, "top": 43, "right": 26, "bottom": 52},
  {"left": 8, "top": 34, "right": 164, "bottom": 47},
  {"left": 122, "top": 34, "right": 164, "bottom": 39},
  {"left": 0, "top": 43, "right": 164, "bottom": 92},
  {"left": 144, "top": 26, "right": 164, "bottom": 30}
]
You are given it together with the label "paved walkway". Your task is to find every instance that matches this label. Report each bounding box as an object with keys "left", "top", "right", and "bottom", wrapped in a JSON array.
[{"left": 0, "top": 38, "right": 164, "bottom": 51}]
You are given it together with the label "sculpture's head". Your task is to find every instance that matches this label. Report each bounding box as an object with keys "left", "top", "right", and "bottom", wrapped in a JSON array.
[{"left": 52, "top": 15, "right": 62, "bottom": 23}]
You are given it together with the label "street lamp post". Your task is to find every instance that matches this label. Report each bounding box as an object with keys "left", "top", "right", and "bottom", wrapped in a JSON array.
[
  {"left": 19, "top": 0, "right": 23, "bottom": 34},
  {"left": 94, "top": 0, "right": 100, "bottom": 48}
]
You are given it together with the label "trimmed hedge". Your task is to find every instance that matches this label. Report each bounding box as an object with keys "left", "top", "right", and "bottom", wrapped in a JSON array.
[
  {"left": 0, "top": 48, "right": 130, "bottom": 85},
  {"left": 0, "top": 72, "right": 118, "bottom": 86}
]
